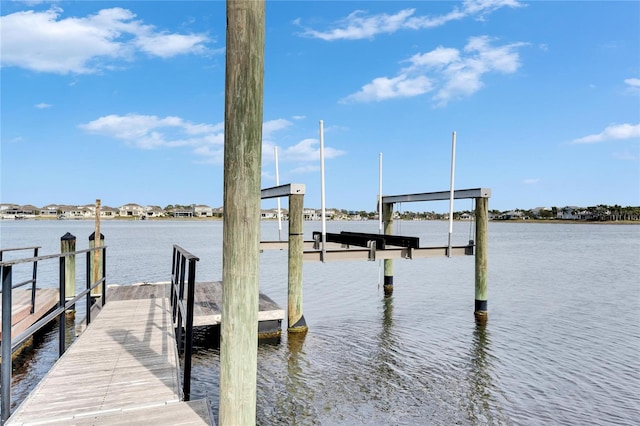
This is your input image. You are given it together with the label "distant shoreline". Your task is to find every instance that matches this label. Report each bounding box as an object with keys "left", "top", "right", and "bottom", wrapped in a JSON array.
[{"left": 3, "top": 216, "right": 638, "bottom": 225}]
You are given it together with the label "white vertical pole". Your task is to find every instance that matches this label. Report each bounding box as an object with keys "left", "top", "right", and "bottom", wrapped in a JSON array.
[
  {"left": 275, "top": 146, "right": 282, "bottom": 241},
  {"left": 319, "top": 120, "right": 327, "bottom": 262},
  {"left": 448, "top": 131, "right": 456, "bottom": 258}
]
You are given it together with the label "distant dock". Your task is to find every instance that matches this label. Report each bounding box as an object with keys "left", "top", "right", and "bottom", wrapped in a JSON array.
[{"left": 0, "top": 289, "right": 58, "bottom": 343}]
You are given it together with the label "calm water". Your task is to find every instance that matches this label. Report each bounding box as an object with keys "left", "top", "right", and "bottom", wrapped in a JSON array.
[{"left": 1, "top": 219, "right": 639, "bottom": 425}]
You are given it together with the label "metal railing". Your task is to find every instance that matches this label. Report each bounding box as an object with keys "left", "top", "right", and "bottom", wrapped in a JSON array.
[
  {"left": 170, "top": 245, "right": 199, "bottom": 401},
  {"left": 0, "top": 247, "right": 40, "bottom": 314},
  {"left": 0, "top": 246, "right": 107, "bottom": 424}
]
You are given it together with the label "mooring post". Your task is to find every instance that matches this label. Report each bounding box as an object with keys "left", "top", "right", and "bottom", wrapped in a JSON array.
[
  {"left": 382, "top": 202, "right": 394, "bottom": 295},
  {"left": 60, "top": 233, "right": 76, "bottom": 308},
  {"left": 220, "top": 0, "right": 265, "bottom": 424},
  {"left": 288, "top": 192, "right": 307, "bottom": 333},
  {"left": 92, "top": 199, "right": 101, "bottom": 297},
  {"left": 474, "top": 196, "right": 488, "bottom": 323},
  {"left": 89, "top": 232, "right": 104, "bottom": 298}
]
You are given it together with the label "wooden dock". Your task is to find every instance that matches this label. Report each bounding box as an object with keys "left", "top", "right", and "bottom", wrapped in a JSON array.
[
  {"left": 103, "top": 282, "right": 285, "bottom": 333},
  {"left": 6, "top": 282, "right": 284, "bottom": 425},
  {"left": 6, "top": 292, "right": 212, "bottom": 425},
  {"left": 0, "top": 288, "right": 58, "bottom": 342}
]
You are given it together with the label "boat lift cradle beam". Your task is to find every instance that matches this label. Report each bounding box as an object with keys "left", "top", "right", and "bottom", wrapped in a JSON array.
[
  {"left": 381, "top": 187, "right": 491, "bottom": 204},
  {"left": 261, "top": 183, "right": 305, "bottom": 199}
]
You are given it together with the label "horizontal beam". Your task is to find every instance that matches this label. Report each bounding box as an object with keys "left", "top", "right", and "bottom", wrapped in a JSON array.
[
  {"left": 340, "top": 231, "right": 419, "bottom": 249},
  {"left": 382, "top": 187, "right": 491, "bottom": 204},
  {"left": 260, "top": 240, "right": 326, "bottom": 250},
  {"left": 260, "top": 183, "right": 305, "bottom": 199},
  {"left": 313, "top": 231, "right": 385, "bottom": 249},
  {"left": 303, "top": 245, "right": 472, "bottom": 262}
]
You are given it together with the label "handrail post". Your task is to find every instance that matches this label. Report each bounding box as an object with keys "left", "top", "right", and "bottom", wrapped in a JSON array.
[
  {"left": 183, "top": 257, "right": 197, "bottom": 401},
  {"left": 86, "top": 251, "right": 92, "bottom": 326},
  {"left": 2, "top": 264, "right": 14, "bottom": 424},
  {"left": 171, "top": 247, "right": 178, "bottom": 321},
  {"left": 101, "top": 247, "right": 107, "bottom": 307},
  {"left": 30, "top": 247, "right": 39, "bottom": 314},
  {"left": 58, "top": 256, "right": 66, "bottom": 357},
  {"left": 176, "top": 255, "right": 187, "bottom": 353}
]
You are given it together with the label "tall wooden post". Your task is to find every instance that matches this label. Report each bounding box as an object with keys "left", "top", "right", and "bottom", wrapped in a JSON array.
[
  {"left": 60, "top": 233, "right": 76, "bottom": 306},
  {"left": 382, "top": 202, "right": 394, "bottom": 295},
  {"left": 220, "top": 1, "right": 265, "bottom": 424},
  {"left": 89, "top": 232, "right": 104, "bottom": 297},
  {"left": 287, "top": 193, "right": 307, "bottom": 332},
  {"left": 474, "top": 197, "right": 488, "bottom": 323}
]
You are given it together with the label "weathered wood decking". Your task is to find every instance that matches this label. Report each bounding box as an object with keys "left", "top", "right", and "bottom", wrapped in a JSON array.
[
  {"left": 7, "top": 293, "right": 212, "bottom": 425},
  {"left": 7, "top": 281, "right": 284, "bottom": 425},
  {"left": 0, "top": 288, "right": 58, "bottom": 342},
  {"left": 104, "top": 281, "right": 285, "bottom": 328}
]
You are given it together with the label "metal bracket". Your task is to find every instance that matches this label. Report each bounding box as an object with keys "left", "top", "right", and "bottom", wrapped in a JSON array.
[
  {"left": 402, "top": 247, "right": 413, "bottom": 260},
  {"left": 367, "top": 240, "right": 376, "bottom": 261}
]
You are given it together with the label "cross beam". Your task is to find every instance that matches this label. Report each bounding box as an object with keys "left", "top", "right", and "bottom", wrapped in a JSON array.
[{"left": 382, "top": 187, "right": 490, "bottom": 204}]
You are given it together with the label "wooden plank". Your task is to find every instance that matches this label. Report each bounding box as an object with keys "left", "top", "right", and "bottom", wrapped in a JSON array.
[
  {"left": 0, "top": 289, "right": 59, "bottom": 341},
  {"left": 33, "top": 400, "right": 212, "bottom": 426},
  {"left": 303, "top": 245, "right": 472, "bottom": 262},
  {"left": 107, "top": 282, "right": 284, "bottom": 327},
  {"left": 7, "top": 296, "right": 182, "bottom": 425}
]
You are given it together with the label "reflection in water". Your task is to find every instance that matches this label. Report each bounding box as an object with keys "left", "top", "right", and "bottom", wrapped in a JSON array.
[
  {"left": 466, "top": 324, "right": 503, "bottom": 424},
  {"left": 372, "top": 295, "right": 398, "bottom": 416},
  {"left": 284, "top": 332, "right": 318, "bottom": 424}
]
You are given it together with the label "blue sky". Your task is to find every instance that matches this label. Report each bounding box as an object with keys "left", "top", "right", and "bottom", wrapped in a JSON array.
[{"left": 1, "top": 0, "right": 639, "bottom": 212}]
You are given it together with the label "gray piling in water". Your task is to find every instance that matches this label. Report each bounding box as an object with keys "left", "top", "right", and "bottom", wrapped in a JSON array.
[
  {"left": 89, "top": 232, "right": 104, "bottom": 298},
  {"left": 474, "top": 197, "right": 488, "bottom": 323},
  {"left": 287, "top": 192, "right": 307, "bottom": 333},
  {"left": 382, "top": 202, "right": 394, "bottom": 296},
  {"left": 60, "top": 233, "right": 76, "bottom": 308}
]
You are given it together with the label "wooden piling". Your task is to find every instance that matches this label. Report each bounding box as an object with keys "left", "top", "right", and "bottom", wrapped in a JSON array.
[
  {"left": 89, "top": 232, "right": 104, "bottom": 297},
  {"left": 474, "top": 197, "right": 488, "bottom": 323},
  {"left": 60, "top": 233, "right": 75, "bottom": 305},
  {"left": 92, "top": 199, "right": 101, "bottom": 297},
  {"left": 220, "top": 1, "right": 265, "bottom": 424},
  {"left": 382, "top": 202, "right": 394, "bottom": 295},
  {"left": 287, "top": 193, "right": 307, "bottom": 333}
]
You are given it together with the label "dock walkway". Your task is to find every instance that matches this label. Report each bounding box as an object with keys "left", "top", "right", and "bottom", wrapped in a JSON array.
[
  {"left": 7, "top": 281, "right": 284, "bottom": 425},
  {"left": 7, "top": 287, "right": 212, "bottom": 425}
]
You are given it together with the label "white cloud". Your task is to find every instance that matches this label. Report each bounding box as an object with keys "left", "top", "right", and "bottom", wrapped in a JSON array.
[
  {"left": 0, "top": 7, "right": 212, "bottom": 74},
  {"left": 341, "top": 74, "right": 433, "bottom": 103},
  {"left": 572, "top": 123, "right": 640, "bottom": 144},
  {"left": 624, "top": 78, "right": 640, "bottom": 95},
  {"left": 625, "top": 78, "right": 640, "bottom": 88},
  {"left": 280, "top": 138, "right": 345, "bottom": 163},
  {"left": 298, "top": 1, "right": 523, "bottom": 41},
  {"left": 35, "top": 102, "right": 52, "bottom": 109},
  {"left": 80, "top": 114, "right": 345, "bottom": 168},
  {"left": 343, "top": 36, "right": 526, "bottom": 105},
  {"left": 263, "top": 119, "right": 292, "bottom": 140},
  {"left": 79, "top": 114, "right": 224, "bottom": 150}
]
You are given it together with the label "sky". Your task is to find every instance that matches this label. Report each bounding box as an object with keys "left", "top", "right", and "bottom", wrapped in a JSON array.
[{"left": 1, "top": 0, "right": 639, "bottom": 213}]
